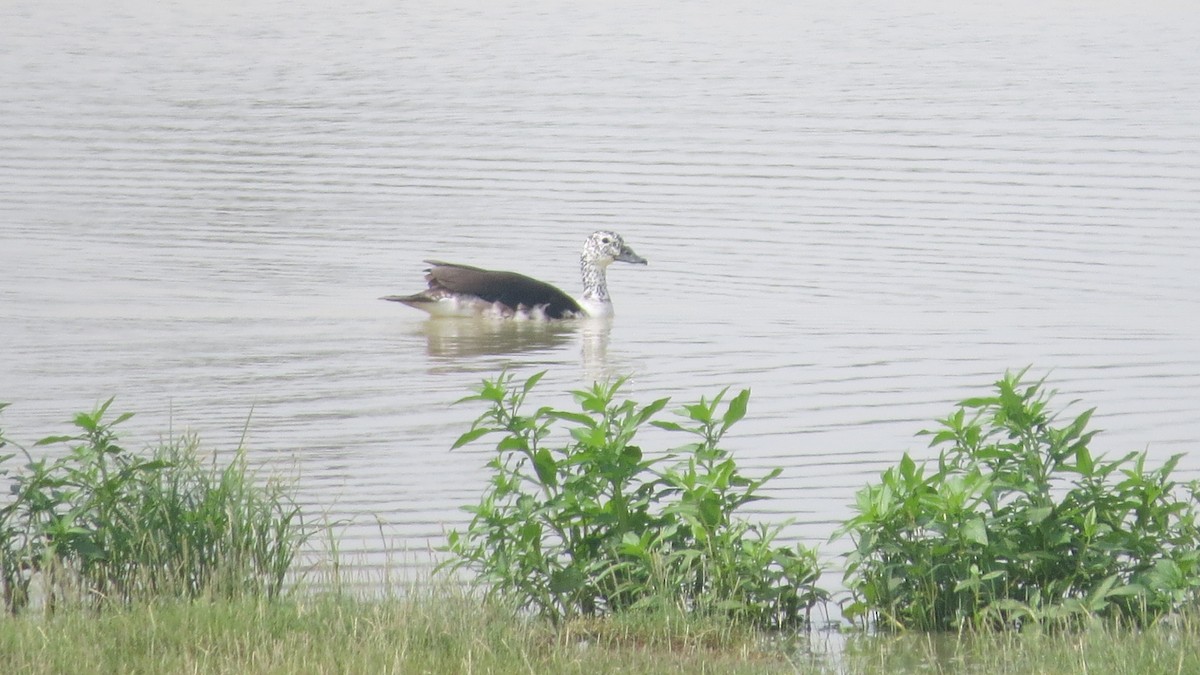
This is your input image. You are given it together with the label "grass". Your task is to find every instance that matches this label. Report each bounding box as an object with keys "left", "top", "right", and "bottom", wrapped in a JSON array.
[
  {"left": 1, "top": 400, "right": 309, "bottom": 612},
  {"left": 3, "top": 588, "right": 1200, "bottom": 674},
  {"left": 0, "top": 585, "right": 808, "bottom": 674},
  {"left": 842, "top": 616, "right": 1200, "bottom": 675}
]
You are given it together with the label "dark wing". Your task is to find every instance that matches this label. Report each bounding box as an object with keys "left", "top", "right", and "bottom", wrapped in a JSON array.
[{"left": 423, "top": 261, "right": 584, "bottom": 319}]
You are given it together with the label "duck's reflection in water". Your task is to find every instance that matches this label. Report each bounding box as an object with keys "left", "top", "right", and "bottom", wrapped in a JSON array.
[
  {"left": 578, "top": 318, "right": 615, "bottom": 379},
  {"left": 411, "top": 317, "right": 617, "bottom": 376},
  {"left": 416, "top": 317, "right": 571, "bottom": 356}
]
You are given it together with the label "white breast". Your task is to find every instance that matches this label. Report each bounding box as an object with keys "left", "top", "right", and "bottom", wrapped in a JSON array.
[{"left": 578, "top": 297, "right": 614, "bottom": 318}]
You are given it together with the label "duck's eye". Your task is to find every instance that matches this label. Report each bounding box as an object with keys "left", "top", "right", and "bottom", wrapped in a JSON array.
[{"left": 601, "top": 237, "right": 611, "bottom": 244}]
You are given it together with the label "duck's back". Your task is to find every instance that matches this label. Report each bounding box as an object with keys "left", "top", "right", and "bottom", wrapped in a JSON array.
[{"left": 386, "top": 261, "right": 584, "bottom": 319}]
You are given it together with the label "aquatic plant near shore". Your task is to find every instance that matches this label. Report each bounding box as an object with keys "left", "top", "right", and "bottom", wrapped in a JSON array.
[
  {"left": 838, "top": 368, "right": 1200, "bottom": 631},
  {"left": 442, "top": 372, "right": 827, "bottom": 627},
  {"left": 0, "top": 399, "right": 310, "bottom": 613}
]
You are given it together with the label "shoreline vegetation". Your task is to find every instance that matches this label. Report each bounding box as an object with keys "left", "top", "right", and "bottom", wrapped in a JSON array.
[
  {"left": 3, "top": 369, "right": 1199, "bottom": 674},
  {"left": 4, "top": 588, "right": 1200, "bottom": 674}
]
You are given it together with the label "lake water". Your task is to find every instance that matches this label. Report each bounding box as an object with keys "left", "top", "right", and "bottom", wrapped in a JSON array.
[{"left": 2, "top": 0, "right": 1199, "bottom": 588}]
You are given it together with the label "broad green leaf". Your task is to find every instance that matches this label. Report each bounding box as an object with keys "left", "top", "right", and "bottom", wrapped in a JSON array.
[
  {"left": 721, "top": 389, "right": 750, "bottom": 430},
  {"left": 683, "top": 402, "right": 713, "bottom": 424},
  {"left": 960, "top": 396, "right": 998, "bottom": 409},
  {"left": 698, "top": 499, "right": 722, "bottom": 528},
  {"left": 926, "top": 430, "right": 957, "bottom": 446},
  {"left": 452, "top": 392, "right": 485, "bottom": 405},
  {"left": 35, "top": 435, "right": 76, "bottom": 446},
  {"left": 479, "top": 378, "right": 507, "bottom": 402},
  {"left": 636, "top": 398, "right": 671, "bottom": 425},
  {"left": 1026, "top": 506, "right": 1053, "bottom": 525},
  {"left": 532, "top": 448, "right": 557, "bottom": 487},
  {"left": 548, "top": 567, "right": 584, "bottom": 594},
  {"left": 548, "top": 410, "right": 596, "bottom": 427},
  {"left": 569, "top": 425, "right": 607, "bottom": 448},
  {"left": 497, "top": 436, "right": 529, "bottom": 453},
  {"left": 1065, "top": 408, "right": 1095, "bottom": 440},
  {"left": 1162, "top": 452, "right": 1184, "bottom": 476},
  {"left": 617, "top": 532, "right": 650, "bottom": 557},
  {"left": 518, "top": 520, "right": 542, "bottom": 542},
  {"left": 575, "top": 389, "right": 607, "bottom": 413},
  {"left": 962, "top": 518, "right": 988, "bottom": 546},
  {"left": 1075, "top": 444, "right": 1094, "bottom": 475},
  {"left": 451, "top": 427, "right": 492, "bottom": 450},
  {"left": 522, "top": 370, "right": 547, "bottom": 393}
]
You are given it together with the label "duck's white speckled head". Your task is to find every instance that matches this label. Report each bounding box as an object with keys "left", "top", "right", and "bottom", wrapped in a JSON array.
[
  {"left": 582, "top": 231, "right": 647, "bottom": 268},
  {"left": 578, "top": 231, "right": 646, "bottom": 313}
]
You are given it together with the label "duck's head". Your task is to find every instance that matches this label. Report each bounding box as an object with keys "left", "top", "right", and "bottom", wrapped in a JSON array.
[{"left": 583, "top": 230, "right": 647, "bottom": 268}]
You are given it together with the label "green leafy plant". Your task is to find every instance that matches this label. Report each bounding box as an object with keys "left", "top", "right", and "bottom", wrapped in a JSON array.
[
  {"left": 838, "top": 368, "right": 1200, "bottom": 631},
  {"left": 442, "top": 372, "right": 826, "bottom": 627},
  {"left": 0, "top": 399, "right": 309, "bottom": 613}
]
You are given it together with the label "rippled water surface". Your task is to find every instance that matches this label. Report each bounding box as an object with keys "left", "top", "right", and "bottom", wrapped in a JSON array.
[{"left": 3, "top": 0, "right": 1199, "bottom": 580}]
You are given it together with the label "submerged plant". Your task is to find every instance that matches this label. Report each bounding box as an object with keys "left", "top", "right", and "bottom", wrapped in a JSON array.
[
  {"left": 0, "top": 399, "right": 310, "bottom": 613},
  {"left": 442, "top": 372, "right": 826, "bottom": 627},
  {"left": 838, "top": 368, "right": 1200, "bottom": 631}
]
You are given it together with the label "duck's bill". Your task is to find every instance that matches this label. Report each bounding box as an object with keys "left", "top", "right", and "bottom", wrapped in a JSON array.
[{"left": 617, "top": 248, "right": 648, "bottom": 265}]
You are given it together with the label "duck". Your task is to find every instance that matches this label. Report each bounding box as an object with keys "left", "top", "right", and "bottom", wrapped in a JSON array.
[{"left": 382, "top": 230, "right": 647, "bottom": 320}]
